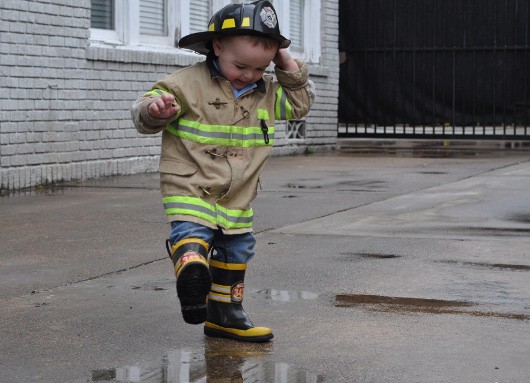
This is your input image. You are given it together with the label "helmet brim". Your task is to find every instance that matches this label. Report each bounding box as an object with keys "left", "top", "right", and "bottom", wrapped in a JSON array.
[{"left": 179, "top": 30, "right": 291, "bottom": 55}]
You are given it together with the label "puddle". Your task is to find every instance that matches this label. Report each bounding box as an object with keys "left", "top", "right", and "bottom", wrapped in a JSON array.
[
  {"left": 337, "top": 180, "right": 386, "bottom": 187},
  {"left": 251, "top": 289, "right": 319, "bottom": 302},
  {"left": 331, "top": 180, "right": 387, "bottom": 192},
  {"left": 335, "top": 294, "right": 530, "bottom": 321},
  {"left": 129, "top": 280, "right": 173, "bottom": 292},
  {"left": 418, "top": 171, "right": 448, "bottom": 175},
  {"left": 340, "top": 148, "right": 485, "bottom": 158},
  {"left": 340, "top": 142, "right": 530, "bottom": 158},
  {"left": 132, "top": 286, "right": 169, "bottom": 291},
  {"left": 283, "top": 183, "right": 322, "bottom": 189},
  {"left": 91, "top": 340, "right": 323, "bottom": 382},
  {"left": 335, "top": 294, "right": 473, "bottom": 309},
  {"left": 340, "top": 252, "right": 401, "bottom": 260},
  {"left": 0, "top": 184, "right": 68, "bottom": 197},
  {"left": 508, "top": 213, "right": 530, "bottom": 224},
  {"left": 441, "top": 226, "right": 530, "bottom": 237},
  {"left": 438, "top": 260, "right": 530, "bottom": 272}
]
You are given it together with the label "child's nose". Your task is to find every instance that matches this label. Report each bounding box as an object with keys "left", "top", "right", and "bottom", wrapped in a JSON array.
[{"left": 241, "top": 71, "right": 253, "bottom": 81}]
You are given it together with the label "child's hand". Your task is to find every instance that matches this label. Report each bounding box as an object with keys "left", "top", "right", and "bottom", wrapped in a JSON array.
[
  {"left": 273, "top": 49, "right": 299, "bottom": 72},
  {"left": 148, "top": 94, "right": 179, "bottom": 119}
]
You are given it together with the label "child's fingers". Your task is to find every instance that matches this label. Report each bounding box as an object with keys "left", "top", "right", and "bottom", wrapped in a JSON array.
[
  {"left": 160, "top": 93, "right": 175, "bottom": 106},
  {"left": 148, "top": 99, "right": 165, "bottom": 115},
  {"left": 147, "top": 93, "right": 179, "bottom": 118},
  {"left": 148, "top": 95, "right": 178, "bottom": 118}
]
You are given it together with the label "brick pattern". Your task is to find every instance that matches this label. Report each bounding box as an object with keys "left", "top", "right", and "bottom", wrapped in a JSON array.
[{"left": 0, "top": 0, "right": 339, "bottom": 191}]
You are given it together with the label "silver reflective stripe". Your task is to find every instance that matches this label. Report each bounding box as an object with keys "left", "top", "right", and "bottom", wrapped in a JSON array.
[
  {"left": 211, "top": 284, "right": 231, "bottom": 294},
  {"left": 279, "top": 88, "right": 287, "bottom": 120},
  {"left": 218, "top": 209, "right": 253, "bottom": 224},
  {"left": 208, "top": 292, "right": 231, "bottom": 303}
]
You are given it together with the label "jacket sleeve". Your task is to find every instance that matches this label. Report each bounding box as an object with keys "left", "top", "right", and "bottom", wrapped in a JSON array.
[
  {"left": 130, "top": 84, "right": 183, "bottom": 135},
  {"left": 273, "top": 59, "right": 315, "bottom": 120}
]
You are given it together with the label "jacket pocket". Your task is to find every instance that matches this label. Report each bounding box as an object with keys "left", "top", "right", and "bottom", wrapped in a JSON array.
[{"left": 158, "top": 159, "right": 198, "bottom": 176}]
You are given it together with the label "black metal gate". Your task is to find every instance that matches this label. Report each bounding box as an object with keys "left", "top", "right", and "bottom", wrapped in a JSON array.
[{"left": 338, "top": 0, "right": 530, "bottom": 139}]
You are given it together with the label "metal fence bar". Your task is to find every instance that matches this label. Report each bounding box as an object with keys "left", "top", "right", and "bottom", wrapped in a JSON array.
[
  {"left": 523, "top": 2, "right": 530, "bottom": 129},
  {"left": 338, "top": 0, "right": 530, "bottom": 140}
]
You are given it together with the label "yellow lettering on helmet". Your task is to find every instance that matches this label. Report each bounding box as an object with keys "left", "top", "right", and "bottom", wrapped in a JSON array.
[
  {"left": 222, "top": 18, "right": 236, "bottom": 29},
  {"left": 241, "top": 17, "right": 250, "bottom": 27}
]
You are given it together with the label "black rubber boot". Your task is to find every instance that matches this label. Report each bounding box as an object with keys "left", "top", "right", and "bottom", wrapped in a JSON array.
[
  {"left": 167, "top": 238, "right": 211, "bottom": 325},
  {"left": 204, "top": 259, "right": 273, "bottom": 342}
]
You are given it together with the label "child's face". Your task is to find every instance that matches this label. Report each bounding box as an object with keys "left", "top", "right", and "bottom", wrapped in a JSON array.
[{"left": 212, "top": 36, "right": 277, "bottom": 90}]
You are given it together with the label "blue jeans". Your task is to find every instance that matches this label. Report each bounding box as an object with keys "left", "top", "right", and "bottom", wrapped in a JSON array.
[{"left": 169, "top": 221, "right": 256, "bottom": 264}]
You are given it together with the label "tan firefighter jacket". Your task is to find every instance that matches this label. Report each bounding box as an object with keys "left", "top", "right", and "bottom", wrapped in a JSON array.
[{"left": 131, "top": 54, "right": 315, "bottom": 234}]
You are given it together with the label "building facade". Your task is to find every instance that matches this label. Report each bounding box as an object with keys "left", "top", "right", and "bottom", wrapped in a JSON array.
[{"left": 0, "top": 0, "right": 339, "bottom": 191}]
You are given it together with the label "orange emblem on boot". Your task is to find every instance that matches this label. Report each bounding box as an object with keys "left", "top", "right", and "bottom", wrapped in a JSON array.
[
  {"left": 180, "top": 251, "right": 201, "bottom": 266},
  {"left": 231, "top": 282, "right": 245, "bottom": 303}
]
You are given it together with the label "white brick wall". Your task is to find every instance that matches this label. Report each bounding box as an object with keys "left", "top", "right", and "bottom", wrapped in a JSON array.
[{"left": 0, "top": 0, "right": 339, "bottom": 191}]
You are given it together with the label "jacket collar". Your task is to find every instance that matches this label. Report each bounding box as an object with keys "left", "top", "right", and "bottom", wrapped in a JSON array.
[{"left": 206, "top": 53, "right": 266, "bottom": 94}]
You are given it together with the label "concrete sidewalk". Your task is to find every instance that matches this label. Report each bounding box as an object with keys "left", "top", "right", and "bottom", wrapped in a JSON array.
[{"left": 1, "top": 149, "right": 530, "bottom": 382}]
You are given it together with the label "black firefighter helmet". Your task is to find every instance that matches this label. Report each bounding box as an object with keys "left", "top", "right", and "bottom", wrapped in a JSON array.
[{"left": 178, "top": 0, "right": 290, "bottom": 54}]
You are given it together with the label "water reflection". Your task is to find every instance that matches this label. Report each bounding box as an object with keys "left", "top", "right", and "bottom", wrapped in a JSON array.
[
  {"left": 91, "top": 338, "right": 323, "bottom": 382},
  {"left": 251, "top": 289, "right": 318, "bottom": 302}
]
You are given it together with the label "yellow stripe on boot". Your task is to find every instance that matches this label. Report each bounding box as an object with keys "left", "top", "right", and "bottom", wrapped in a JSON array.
[
  {"left": 204, "top": 260, "right": 273, "bottom": 342},
  {"left": 168, "top": 238, "right": 211, "bottom": 325},
  {"left": 204, "top": 321, "right": 273, "bottom": 340}
]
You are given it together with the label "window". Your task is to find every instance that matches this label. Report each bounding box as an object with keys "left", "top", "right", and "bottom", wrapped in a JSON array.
[
  {"left": 189, "top": 0, "right": 211, "bottom": 35},
  {"left": 272, "top": 0, "right": 321, "bottom": 63},
  {"left": 91, "top": 0, "right": 115, "bottom": 30},
  {"left": 289, "top": 0, "right": 304, "bottom": 51},
  {"left": 90, "top": 0, "right": 181, "bottom": 47},
  {"left": 90, "top": 0, "right": 122, "bottom": 43},
  {"left": 140, "top": 0, "right": 167, "bottom": 36},
  {"left": 89, "top": 0, "right": 321, "bottom": 63}
]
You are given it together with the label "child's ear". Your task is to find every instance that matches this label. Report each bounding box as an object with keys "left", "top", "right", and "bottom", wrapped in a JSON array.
[{"left": 212, "top": 39, "right": 222, "bottom": 57}]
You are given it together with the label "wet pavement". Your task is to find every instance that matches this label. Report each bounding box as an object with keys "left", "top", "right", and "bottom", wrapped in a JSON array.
[{"left": 1, "top": 141, "right": 530, "bottom": 382}]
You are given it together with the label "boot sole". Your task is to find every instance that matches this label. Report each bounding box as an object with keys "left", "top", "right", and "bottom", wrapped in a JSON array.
[
  {"left": 204, "top": 324, "right": 274, "bottom": 342},
  {"left": 177, "top": 263, "right": 211, "bottom": 325}
]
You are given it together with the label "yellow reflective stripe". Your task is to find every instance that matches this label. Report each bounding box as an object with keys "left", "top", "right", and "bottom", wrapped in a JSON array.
[
  {"left": 275, "top": 87, "right": 283, "bottom": 119},
  {"left": 222, "top": 18, "right": 236, "bottom": 29},
  {"left": 241, "top": 17, "right": 250, "bottom": 27},
  {"left": 257, "top": 108, "right": 269, "bottom": 120},
  {"left": 175, "top": 253, "right": 208, "bottom": 278},
  {"left": 209, "top": 23, "right": 215, "bottom": 31},
  {"left": 209, "top": 259, "right": 247, "bottom": 271},
  {"left": 162, "top": 196, "right": 217, "bottom": 225},
  {"left": 275, "top": 86, "right": 294, "bottom": 120},
  {"left": 166, "top": 120, "right": 274, "bottom": 147},
  {"left": 171, "top": 238, "right": 210, "bottom": 254},
  {"left": 144, "top": 88, "right": 171, "bottom": 97},
  {"left": 162, "top": 196, "right": 253, "bottom": 230}
]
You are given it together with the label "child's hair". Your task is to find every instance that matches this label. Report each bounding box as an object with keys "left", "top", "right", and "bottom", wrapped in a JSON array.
[{"left": 218, "top": 34, "right": 279, "bottom": 51}]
